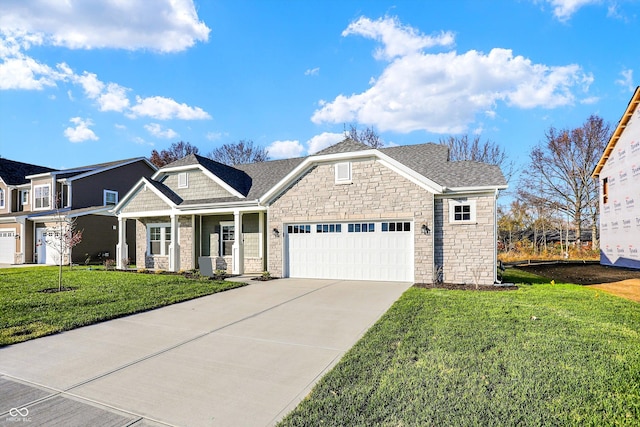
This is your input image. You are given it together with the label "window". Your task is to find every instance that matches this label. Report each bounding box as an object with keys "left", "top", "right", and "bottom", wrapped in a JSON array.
[
  {"left": 178, "top": 172, "right": 189, "bottom": 189},
  {"left": 221, "top": 222, "right": 235, "bottom": 256},
  {"left": 348, "top": 223, "right": 375, "bottom": 232},
  {"left": 34, "top": 185, "right": 50, "bottom": 209},
  {"left": 335, "top": 162, "right": 352, "bottom": 184},
  {"left": 602, "top": 177, "right": 609, "bottom": 204},
  {"left": 381, "top": 222, "right": 411, "bottom": 232},
  {"left": 287, "top": 224, "right": 311, "bottom": 234},
  {"left": 21, "top": 190, "right": 29, "bottom": 205},
  {"left": 448, "top": 199, "right": 476, "bottom": 223},
  {"left": 104, "top": 190, "right": 118, "bottom": 206},
  {"left": 316, "top": 223, "right": 342, "bottom": 233},
  {"left": 148, "top": 224, "right": 171, "bottom": 256},
  {"left": 0, "top": 189, "right": 4, "bottom": 208}
]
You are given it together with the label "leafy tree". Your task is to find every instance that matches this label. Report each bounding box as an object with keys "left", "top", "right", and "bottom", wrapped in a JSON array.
[
  {"left": 520, "top": 115, "right": 611, "bottom": 248},
  {"left": 207, "top": 139, "right": 270, "bottom": 165},
  {"left": 149, "top": 141, "right": 200, "bottom": 167},
  {"left": 343, "top": 124, "right": 384, "bottom": 148},
  {"left": 439, "top": 135, "right": 514, "bottom": 182}
]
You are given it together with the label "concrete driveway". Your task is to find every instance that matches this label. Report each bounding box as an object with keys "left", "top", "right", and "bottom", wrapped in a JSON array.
[{"left": 0, "top": 278, "right": 411, "bottom": 426}]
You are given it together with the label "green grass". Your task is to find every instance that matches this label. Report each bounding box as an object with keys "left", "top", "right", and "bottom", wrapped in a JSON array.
[
  {"left": 279, "top": 269, "right": 640, "bottom": 426},
  {"left": 0, "top": 266, "right": 245, "bottom": 346}
]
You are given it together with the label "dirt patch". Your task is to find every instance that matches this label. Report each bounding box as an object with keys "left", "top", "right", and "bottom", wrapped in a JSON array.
[
  {"left": 514, "top": 261, "right": 640, "bottom": 285},
  {"left": 515, "top": 261, "right": 640, "bottom": 303}
]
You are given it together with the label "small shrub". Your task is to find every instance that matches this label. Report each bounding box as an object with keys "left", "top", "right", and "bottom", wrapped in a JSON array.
[
  {"left": 155, "top": 269, "right": 165, "bottom": 275},
  {"left": 104, "top": 259, "right": 116, "bottom": 270},
  {"left": 137, "top": 268, "right": 148, "bottom": 274},
  {"left": 261, "top": 271, "right": 271, "bottom": 280}
]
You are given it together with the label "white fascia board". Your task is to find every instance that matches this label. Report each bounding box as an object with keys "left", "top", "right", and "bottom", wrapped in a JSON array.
[
  {"left": 118, "top": 209, "right": 177, "bottom": 219},
  {"left": 375, "top": 152, "right": 444, "bottom": 194},
  {"left": 444, "top": 184, "right": 508, "bottom": 194},
  {"left": 25, "top": 171, "right": 56, "bottom": 180},
  {"left": 113, "top": 177, "right": 177, "bottom": 215},
  {"left": 67, "top": 207, "right": 113, "bottom": 218},
  {"left": 176, "top": 204, "right": 267, "bottom": 216},
  {"left": 259, "top": 150, "right": 379, "bottom": 204},
  {"left": 154, "top": 165, "right": 245, "bottom": 199}
]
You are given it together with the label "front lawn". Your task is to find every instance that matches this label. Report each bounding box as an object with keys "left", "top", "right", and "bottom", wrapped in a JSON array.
[
  {"left": 279, "top": 269, "right": 640, "bottom": 426},
  {"left": 0, "top": 266, "right": 245, "bottom": 346}
]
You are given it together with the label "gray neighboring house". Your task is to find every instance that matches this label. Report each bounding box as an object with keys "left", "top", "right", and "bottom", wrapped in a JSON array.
[
  {"left": 114, "top": 140, "right": 507, "bottom": 284},
  {"left": 0, "top": 157, "right": 156, "bottom": 265}
]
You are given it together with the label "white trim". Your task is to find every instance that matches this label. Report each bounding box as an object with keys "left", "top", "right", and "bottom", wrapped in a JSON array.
[
  {"left": 178, "top": 172, "right": 189, "bottom": 189},
  {"left": 104, "top": 189, "right": 118, "bottom": 206},
  {"left": 33, "top": 184, "right": 51, "bottom": 210},
  {"left": 335, "top": 162, "right": 352, "bottom": 184},
  {"left": 260, "top": 149, "right": 446, "bottom": 204},
  {"left": 147, "top": 222, "right": 172, "bottom": 257},
  {"left": 0, "top": 188, "right": 4, "bottom": 209},
  {"left": 220, "top": 221, "right": 235, "bottom": 257},
  {"left": 153, "top": 164, "right": 246, "bottom": 199},
  {"left": 448, "top": 199, "right": 477, "bottom": 223}
]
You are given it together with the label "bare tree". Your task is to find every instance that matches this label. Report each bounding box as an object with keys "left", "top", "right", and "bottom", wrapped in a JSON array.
[
  {"left": 344, "top": 124, "right": 384, "bottom": 148},
  {"left": 520, "top": 115, "right": 611, "bottom": 248},
  {"left": 207, "top": 140, "right": 270, "bottom": 165},
  {"left": 149, "top": 141, "right": 200, "bottom": 167},
  {"left": 439, "top": 135, "right": 514, "bottom": 182}
]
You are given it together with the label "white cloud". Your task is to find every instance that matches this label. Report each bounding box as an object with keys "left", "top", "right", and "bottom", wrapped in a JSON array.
[
  {"left": 144, "top": 123, "right": 178, "bottom": 139},
  {"left": 267, "top": 140, "right": 305, "bottom": 159},
  {"left": 312, "top": 16, "right": 593, "bottom": 134},
  {"left": 0, "top": 0, "right": 210, "bottom": 53},
  {"left": 98, "top": 83, "right": 130, "bottom": 112},
  {"left": 615, "top": 68, "right": 634, "bottom": 92},
  {"left": 206, "top": 131, "right": 227, "bottom": 141},
  {"left": 64, "top": 117, "right": 98, "bottom": 143},
  {"left": 307, "top": 132, "right": 345, "bottom": 154},
  {"left": 543, "top": 0, "right": 600, "bottom": 22},
  {"left": 305, "top": 67, "right": 320, "bottom": 76},
  {"left": 343, "top": 16, "right": 455, "bottom": 60},
  {"left": 129, "top": 96, "right": 211, "bottom": 120},
  {"left": 0, "top": 55, "right": 62, "bottom": 90}
]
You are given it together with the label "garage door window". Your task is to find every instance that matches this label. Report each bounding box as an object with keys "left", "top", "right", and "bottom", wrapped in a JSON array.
[
  {"left": 382, "top": 222, "right": 411, "bottom": 232},
  {"left": 316, "top": 223, "right": 342, "bottom": 233},
  {"left": 288, "top": 224, "right": 311, "bottom": 234},
  {"left": 348, "top": 223, "right": 375, "bottom": 232}
]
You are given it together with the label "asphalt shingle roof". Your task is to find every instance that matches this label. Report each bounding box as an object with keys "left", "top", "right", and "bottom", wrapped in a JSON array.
[
  {"left": 0, "top": 159, "right": 56, "bottom": 186},
  {"left": 154, "top": 139, "right": 506, "bottom": 207}
]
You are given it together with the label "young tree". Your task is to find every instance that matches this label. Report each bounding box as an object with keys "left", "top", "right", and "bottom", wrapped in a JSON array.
[
  {"left": 520, "top": 115, "right": 610, "bottom": 248},
  {"left": 207, "top": 139, "right": 270, "bottom": 165},
  {"left": 149, "top": 141, "right": 200, "bottom": 167},
  {"left": 343, "top": 124, "right": 384, "bottom": 148},
  {"left": 43, "top": 197, "right": 83, "bottom": 291},
  {"left": 439, "top": 135, "right": 515, "bottom": 182}
]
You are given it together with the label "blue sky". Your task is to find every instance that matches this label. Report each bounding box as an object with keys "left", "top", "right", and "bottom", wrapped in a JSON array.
[{"left": 0, "top": 0, "right": 638, "bottom": 181}]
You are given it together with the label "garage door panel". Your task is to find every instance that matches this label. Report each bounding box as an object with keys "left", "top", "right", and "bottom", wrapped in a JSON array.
[
  {"left": 286, "top": 221, "right": 413, "bottom": 282},
  {"left": 0, "top": 231, "right": 16, "bottom": 264}
]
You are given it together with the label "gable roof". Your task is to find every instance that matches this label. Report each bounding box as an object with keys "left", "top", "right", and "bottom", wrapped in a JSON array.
[
  {"left": 0, "top": 159, "right": 56, "bottom": 186},
  {"left": 592, "top": 86, "right": 640, "bottom": 178},
  {"left": 314, "top": 138, "right": 370, "bottom": 155},
  {"left": 24, "top": 157, "right": 156, "bottom": 181}
]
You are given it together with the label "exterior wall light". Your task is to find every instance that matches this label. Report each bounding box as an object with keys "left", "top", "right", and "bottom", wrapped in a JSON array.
[
  {"left": 272, "top": 228, "right": 280, "bottom": 238},
  {"left": 421, "top": 224, "right": 430, "bottom": 235}
]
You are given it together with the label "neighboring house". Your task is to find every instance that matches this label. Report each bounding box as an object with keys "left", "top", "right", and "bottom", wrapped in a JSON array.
[
  {"left": 593, "top": 86, "right": 640, "bottom": 269},
  {"left": 114, "top": 140, "right": 507, "bottom": 284},
  {"left": 0, "top": 157, "right": 156, "bottom": 265}
]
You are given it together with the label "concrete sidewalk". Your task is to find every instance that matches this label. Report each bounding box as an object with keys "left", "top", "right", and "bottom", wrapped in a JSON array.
[{"left": 0, "top": 278, "right": 411, "bottom": 426}]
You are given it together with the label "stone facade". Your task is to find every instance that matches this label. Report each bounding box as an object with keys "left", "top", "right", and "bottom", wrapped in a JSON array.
[
  {"left": 267, "top": 159, "right": 435, "bottom": 281},
  {"left": 434, "top": 195, "right": 497, "bottom": 285}
]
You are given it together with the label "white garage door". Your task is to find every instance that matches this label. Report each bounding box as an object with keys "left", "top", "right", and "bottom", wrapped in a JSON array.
[
  {"left": 0, "top": 230, "right": 16, "bottom": 264},
  {"left": 285, "top": 221, "right": 413, "bottom": 282}
]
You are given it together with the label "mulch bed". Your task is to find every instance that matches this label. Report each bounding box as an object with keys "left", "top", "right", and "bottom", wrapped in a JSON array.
[{"left": 414, "top": 283, "right": 518, "bottom": 291}]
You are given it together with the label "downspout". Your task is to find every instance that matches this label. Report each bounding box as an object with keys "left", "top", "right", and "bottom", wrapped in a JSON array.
[{"left": 494, "top": 188, "right": 499, "bottom": 284}]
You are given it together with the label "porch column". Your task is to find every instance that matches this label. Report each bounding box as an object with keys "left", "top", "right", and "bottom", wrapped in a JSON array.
[
  {"left": 232, "top": 210, "right": 243, "bottom": 275},
  {"left": 258, "top": 211, "right": 264, "bottom": 259},
  {"left": 169, "top": 214, "right": 180, "bottom": 272},
  {"left": 116, "top": 217, "right": 128, "bottom": 269},
  {"left": 18, "top": 219, "right": 25, "bottom": 264}
]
